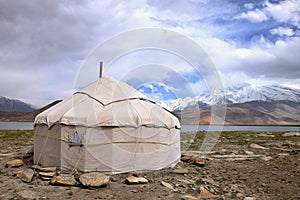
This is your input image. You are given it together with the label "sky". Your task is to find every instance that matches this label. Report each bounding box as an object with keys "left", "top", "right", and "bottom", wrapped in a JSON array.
[{"left": 0, "top": 0, "right": 300, "bottom": 107}]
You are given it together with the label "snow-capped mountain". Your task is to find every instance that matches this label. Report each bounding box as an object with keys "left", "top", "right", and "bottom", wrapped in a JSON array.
[{"left": 163, "top": 84, "right": 300, "bottom": 111}]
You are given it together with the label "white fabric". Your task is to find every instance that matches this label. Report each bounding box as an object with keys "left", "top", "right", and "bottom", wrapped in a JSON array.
[
  {"left": 34, "top": 125, "right": 180, "bottom": 173},
  {"left": 34, "top": 77, "right": 181, "bottom": 173},
  {"left": 35, "top": 77, "right": 180, "bottom": 129}
]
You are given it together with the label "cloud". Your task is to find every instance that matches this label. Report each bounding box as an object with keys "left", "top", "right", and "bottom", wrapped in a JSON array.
[
  {"left": 0, "top": 0, "right": 155, "bottom": 106},
  {"left": 244, "top": 3, "right": 254, "bottom": 10},
  {"left": 265, "top": 0, "right": 300, "bottom": 27},
  {"left": 270, "top": 27, "right": 295, "bottom": 36},
  {"left": 196, "top": 35, "right": 300, "bottom": 80},
  {"left": 0, "top": 0, "right": 299, "bottom": 106},
  {"left": 234, "top": 9, "right": 268, "bottom": 23}
]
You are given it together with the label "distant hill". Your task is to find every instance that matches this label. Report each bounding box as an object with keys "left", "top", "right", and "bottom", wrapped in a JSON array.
[
  {"left": 164, "top": 84, "right": 300, "bottom": 111},
  {"left": 175, "top": 100, "right": 300, "bottom": 125},
  {"left": 0, "top": 100, "right": 62, "bottom": 122},
  {"left": 0, "top": 96, "right": 35, "bottom": 112}
]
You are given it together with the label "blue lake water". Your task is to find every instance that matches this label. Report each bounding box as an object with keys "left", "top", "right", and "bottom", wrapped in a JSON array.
[
  {"left": 181, "top": 124, "right": 300, "bottom": 132},
  {"left": 0, "top": 122, "right": 299, "bottom": 132},
  {"left": 0, "top": 122, "right": 34, "bottom": 130}
]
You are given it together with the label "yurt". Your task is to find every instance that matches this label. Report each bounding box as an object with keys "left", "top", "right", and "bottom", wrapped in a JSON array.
[{"left": 34, "top": 77, "right": 181, "bottom": 174}]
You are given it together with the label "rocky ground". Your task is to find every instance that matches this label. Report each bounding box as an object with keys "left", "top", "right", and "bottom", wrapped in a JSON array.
[{"left": 0, "top": 130, "right": 299, "bottom": 200}]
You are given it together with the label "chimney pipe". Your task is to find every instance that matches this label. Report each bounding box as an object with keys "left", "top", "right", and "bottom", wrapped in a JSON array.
[{"left": 99, "top": 61, "right": 103, "bottom": 78}]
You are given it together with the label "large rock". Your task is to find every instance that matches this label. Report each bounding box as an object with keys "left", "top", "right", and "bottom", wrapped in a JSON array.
[
  {"left": 6, "top": 159, "right": 23, "bottom": 168},
  {"left": 50, "top": 174, "right": 77, "bottom": 186},
  {"left": 125, "top": 176, "right": 148, "bottom": 184},
  {"left": 17, "top": 169, "right": 34, "bottom": 183},
  {"left": 79, "top": 172, "right": 110, "bottom": 187}
]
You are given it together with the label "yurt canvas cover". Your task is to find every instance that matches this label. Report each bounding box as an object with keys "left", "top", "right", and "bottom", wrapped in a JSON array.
[{"left": 34, "top": 77, "right": 181, "bottom": 173}]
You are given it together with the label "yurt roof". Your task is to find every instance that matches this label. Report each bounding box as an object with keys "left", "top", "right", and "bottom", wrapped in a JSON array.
[{"left": 34, "top": 77, "right": 180, "bottom": 129}]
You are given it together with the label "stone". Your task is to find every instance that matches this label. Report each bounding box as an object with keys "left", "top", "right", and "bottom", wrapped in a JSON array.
[
  {"left": 40, "top": 176, "right": 52, "bottom": 181},
  {"left": 244, "top": 197, "right": 256, "bottom": 200},
  {"left": 244, "top": 150, "right": 254, "bottom": 155},
  {"left": 236, "top": 193, "right": 244, "bottom": 198},
  {"left": 110, "top": 176, "right": 120, "bottom": 182},
  {"left": 125, "top": 176, "right": 148, "bottom": 184},
  {"left": 39, "top": 167, "right": 57, "bottom": 172},
  {"left": 17, "top": 169, "right": 34, "bottom": 183},
  {"left": 258, "top": 133, "right": 274, "bottom": 137},
  {"left": 161, "top": 181, "right": 175, "bottom": 190},
  {"left": 31, "top": 165, "right": 41, "bottom": 170},
  {"left": 260, "top": 156, "right": 273, "bottom": 161},
  {"left": 171, "top": 168, "right": 189, "bottom": 174},
  {"left": 181, "top": 154, "right": 192, "bottom": 162},
  {"left": 50, "top": 174, "right": 77, "bottom": 186},
  {"left": 23, "top": 147, "right": 34, "bottom": 158},
  {"left": 249, "top": 143, "right": 269, "bottom": 150},
  {"left": 282, "top": 132, "right": 300, "bottom": 137},
  {"left": 177, "top": 179, "right": 194, "bottom": 185},
  {"left": 39, "top": 171, "right": 56, "bottom": 177},
  {"left": 181, "top": 194, "right": 198, "bottom": 200},
  {"left": 282, "top": 140, "right": 295, "bottom": 146},
  {"left": 193, "top": 157, "right": 205, "bottom": 166},
  {"left": 198, "top": 186, "right": 215, "bottom": 198},
  {"left": 277, "top": 153, "right": 289, "bottom": 157},
  {"left": 6, "top": 159, "right": 23, "bottom": 168},
  {"left": 79, "top": 172, "right": 110, "bottom": 187},
  {"left": 201, "top": 178, "right": 215, "bottom": 185}
]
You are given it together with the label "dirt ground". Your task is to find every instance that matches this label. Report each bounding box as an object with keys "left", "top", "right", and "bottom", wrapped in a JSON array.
[{"left": 0, "top": 130, "right": 299, "bottom": 200}]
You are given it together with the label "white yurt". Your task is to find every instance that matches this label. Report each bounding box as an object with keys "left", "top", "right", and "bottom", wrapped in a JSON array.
[{"left": 34, "top": 77, "right": 181, "bottom": 174}]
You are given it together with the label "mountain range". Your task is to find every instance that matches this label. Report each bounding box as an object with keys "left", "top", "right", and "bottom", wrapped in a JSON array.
[
  {"left": 0, "top": 96, "right": 35, "bottom": 112},
  {"left": 166, "top": 84, "right": 300, "bottom": 125},
  {"left": 163, "top": 84, "right": 300, "bottom": 112},
  {"left": 0, "top": 83, "right": 299, "bottom": 125},
  {"left": 0, "top": 100, "right": 62, "bottom": 122}
]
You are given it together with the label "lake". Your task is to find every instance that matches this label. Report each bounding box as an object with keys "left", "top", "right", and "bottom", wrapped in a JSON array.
[
  {"left": 0, "top": 122, "right": 300, "bottom": 132},
  {"left": 181, "top": 124, "right": 300, "bottom": 132},
  {"left": 0, "top": 122, "right": 34, "bottom": 130}
]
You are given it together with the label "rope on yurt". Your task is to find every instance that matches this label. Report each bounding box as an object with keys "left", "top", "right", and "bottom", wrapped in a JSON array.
[
  {"left": 71, "top": 147, "right": 85, "bottom": 175},
  {"left": 35, "top": 133, "right": 179, "bottom": 146},
  {"left": 74, "top": 92, "right": 104, "bottom": 106}
]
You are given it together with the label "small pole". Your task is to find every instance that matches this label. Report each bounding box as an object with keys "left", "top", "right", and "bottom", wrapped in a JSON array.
[{"left": 99, "top": 61, "right": 103, "bottom": 78}]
